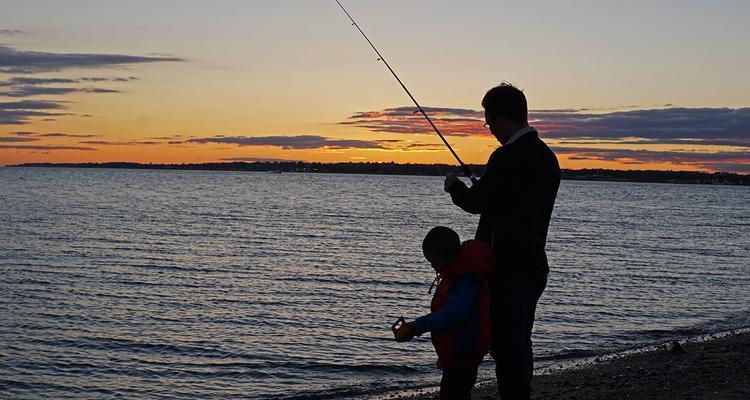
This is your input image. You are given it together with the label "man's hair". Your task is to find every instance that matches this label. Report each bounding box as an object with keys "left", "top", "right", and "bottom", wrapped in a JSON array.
[
  {"left": 481, "top": 82, "right": 528, "bottom": 124},
  {"left": 422, "top": 226, "right": 461, "bottom": 261}
]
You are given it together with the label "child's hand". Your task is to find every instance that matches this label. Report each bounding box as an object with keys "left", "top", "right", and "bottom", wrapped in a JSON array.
[{"left": 393, "top": 321, "right": 416, "bottom": 342}]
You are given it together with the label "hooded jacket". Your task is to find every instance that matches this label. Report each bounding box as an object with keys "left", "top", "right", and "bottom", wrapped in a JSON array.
[{"left": 414, "top": 240, "right": 495, "bottom": 368}]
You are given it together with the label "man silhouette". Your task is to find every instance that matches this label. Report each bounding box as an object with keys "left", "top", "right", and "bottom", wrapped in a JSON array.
[{"left": 444, "top": 83, "right": 560, "bottom": 400}]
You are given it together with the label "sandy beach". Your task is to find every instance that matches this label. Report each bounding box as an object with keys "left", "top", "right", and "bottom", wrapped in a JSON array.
[{"left": 396, "top": 331, "right": 750, "bottom": 400}]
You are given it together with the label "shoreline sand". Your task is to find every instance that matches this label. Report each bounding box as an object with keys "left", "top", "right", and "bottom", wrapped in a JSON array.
[{"left": 392, "top": 330, "right": 750, "bottom": 400}]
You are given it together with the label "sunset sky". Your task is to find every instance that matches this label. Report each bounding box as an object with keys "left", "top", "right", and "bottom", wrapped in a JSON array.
[{"left": 1, "top": 0, "right": 748, "bottom": 172}]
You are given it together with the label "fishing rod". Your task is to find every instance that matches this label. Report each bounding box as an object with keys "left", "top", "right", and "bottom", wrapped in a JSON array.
[{"left": 335, "top": 0, "right": 477, "bottom": 184}]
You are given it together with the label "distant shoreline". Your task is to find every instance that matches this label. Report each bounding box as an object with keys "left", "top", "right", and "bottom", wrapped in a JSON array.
[{"left": 7, "top": 162, "right": 750, "bottom": 186}]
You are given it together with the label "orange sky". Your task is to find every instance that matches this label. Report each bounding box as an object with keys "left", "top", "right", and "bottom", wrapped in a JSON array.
[{"left": 1, "top": 1, "right": 748, "bottom": 173}]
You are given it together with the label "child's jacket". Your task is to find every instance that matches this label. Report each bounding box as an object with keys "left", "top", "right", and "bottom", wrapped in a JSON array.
[{"left": 414, "top": 240, "right": 495, "bottom": 369}]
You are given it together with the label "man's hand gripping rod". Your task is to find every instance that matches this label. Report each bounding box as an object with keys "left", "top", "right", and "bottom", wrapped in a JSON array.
[{"left": 335, "top": 0, "right": 477, "bottom": 184}]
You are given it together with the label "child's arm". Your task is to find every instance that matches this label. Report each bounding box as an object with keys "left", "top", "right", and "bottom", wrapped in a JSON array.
[{"left": 413, "top": 276, "right": 480, "bottom": 336}]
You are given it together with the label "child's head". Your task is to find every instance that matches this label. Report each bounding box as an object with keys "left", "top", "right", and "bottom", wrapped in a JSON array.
[{"left": 422, "top": 226, "right": 461, "bottom": 272}]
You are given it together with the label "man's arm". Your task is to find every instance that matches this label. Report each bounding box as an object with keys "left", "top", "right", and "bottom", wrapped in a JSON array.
[
  {"left": 445, "top": 175, "right": 486, "bottom": 215},
  {"left": 413, "top": 276, "right": 481, "bottom": 336},
  {"left": 445, "top": 150, "right": 509, "bottom": 214}
]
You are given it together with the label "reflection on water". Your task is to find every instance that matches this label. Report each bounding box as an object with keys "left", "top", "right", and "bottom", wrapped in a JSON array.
[{"left": 1, "top": 168, "right": 748, "bottom": 399}]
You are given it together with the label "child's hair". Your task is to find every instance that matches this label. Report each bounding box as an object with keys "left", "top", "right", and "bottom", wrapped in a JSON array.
[{"left": 422, "top": 226, "right": 461, "bottom": 261}]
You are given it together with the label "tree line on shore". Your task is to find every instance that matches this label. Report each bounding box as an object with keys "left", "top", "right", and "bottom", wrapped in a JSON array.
[{"left": 11, "top": 161, "right": 750, "bottom": 185}]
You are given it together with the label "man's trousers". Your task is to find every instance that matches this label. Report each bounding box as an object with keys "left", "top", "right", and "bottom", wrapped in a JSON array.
[{"left": 491, "top": 275, "right": 547, "bottom": 400}]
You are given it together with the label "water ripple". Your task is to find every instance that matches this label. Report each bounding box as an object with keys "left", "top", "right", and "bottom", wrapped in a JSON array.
[{"left": 1, "top": 169, "right": 748, "bottom": 399}]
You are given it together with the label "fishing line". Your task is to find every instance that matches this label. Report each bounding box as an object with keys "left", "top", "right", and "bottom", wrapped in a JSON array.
[{"left": 335, "top": 0, "right": 477, "bottom": 183}]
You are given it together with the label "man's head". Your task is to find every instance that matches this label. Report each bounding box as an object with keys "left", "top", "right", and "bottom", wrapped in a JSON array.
[
  {"left": 482, "top": 83, "right": 529, "bottom": 144},
  {"left": 422, "top": 226, "right": 461, "bottom": 272}
]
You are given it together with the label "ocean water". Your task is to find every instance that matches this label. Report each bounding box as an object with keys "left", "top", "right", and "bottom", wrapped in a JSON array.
[{"left": 1, "top": 167, "right": 748, "bottom": 399}]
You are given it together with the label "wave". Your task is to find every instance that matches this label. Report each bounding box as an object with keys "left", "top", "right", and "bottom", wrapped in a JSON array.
[
  {"left": 273, "top": 274, "right": 424, "bottom": 288},
  {"left": 538, "top": 310, "right": 750, "bottom": 361},
  {"left": 19, "top": 335, "right": 238, "bottom": 359}
]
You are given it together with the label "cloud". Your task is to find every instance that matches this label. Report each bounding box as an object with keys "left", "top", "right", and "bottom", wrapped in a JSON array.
[
  {"left": 145, "top": 134, "right": 184, "bottom": 140},
  {"left": 400, "top": 142, "right": 445, "bottom": 150},
  {"left": 532, "top": 107, "right": 750, "bottom": 146},
  {"left": 1, "top": 85, "right": 79, "bottom": 97},
  {"left": 79, "top": 76, "right": 138, "bottom": 82},
  {"left": 182, "top": 134, "right": 448, "bottom": 152},
  {"left": 376, "top": 140, "right": 445, "bottom": 152},
  {"left": 342, "top": 106, "right": 750, "bottom": 147},
  {"left": 0, "top": 76, "right": 125, "bottom": 97},
  {"left": 0, "top": 144, "right": 95, "bottom": 151},
  {"left": 553, "top": 146, "right": 750, "bottom": 172},
  {"left": 79, "top": 140, "right": 161, "bottom": 146},
  {"left": 0, "top": 136, "right": 39, "bottom": 142},
  {"left": 1, "top": 76, "right": 136, "bottom": 85},
  {"left": 0, "top": 77, "right": 78, "bottom": 85},
  {"left": 0, "top": 44, "right": 184, "bottom": 73},
  {"left": 340, "top": 105, "right": 749, "bottom": 171},
  {"left": 32, "top": 132, "right": 98, "bottom": 138},
  {"left": 82, "top": 88, "right": 121, "bottom": 94},
  {"left": 340, "top": 106, "right": 486, "bottom": 137},
  {"left": 557, "top": 138, "right": 750, "bottom": 148},
  {"left": 0, "top": 100, "right": 68, "bottom": 124},
  {"left": 186, "top": 135, "right": 386, "bottom": 150},
  {"left": 0, "top": 29, "right": 23, "bottom": 35},
  {"left": 0, "top": 100, "right": 66, "bottom": 110},
  {"left": 220, "top": 157, "right": 300, "bottom": 162}
]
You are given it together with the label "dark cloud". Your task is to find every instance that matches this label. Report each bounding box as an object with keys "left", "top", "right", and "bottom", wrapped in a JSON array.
[
  {"left": 0, "top": 136, "right": 39, "bottom": 142},
  {"left": 553, "top": 146, "right": 750, "bottom": 172},
  {"left": 0, "top": 100, "right": 68, "bottom": 124},
  {"left": 0, "top": 86, "right": 121, "bottom": 97},
  {"left": 532, "top": 107, "right": 750, "bottom": 146},
  {"left": 0, "top": 144, "right": 95, "bottom": 151},
  {"left": 184, "top": 135, "right": 446, "bottom": 152},
  {"left": 220, "top": 157, "right": 300, "bottom": 162},
  {"left": 0, "top": 77, "right": 78, "bottom": 85},
  {"left": 1, "top": 76, "right": 136, "bottom": 85},
  {"left": 78, "top": 140, "right": 112, "bottom": 145},
  {"left": 1, "top": 85, "right": 80, "bottom": 97},
  {"left": 403, "top": 143, "right": 445, "bottom": 150},
  {"left": 558, "top": 138, "right": 750, "bottom": 148},
  {"left": 146, "top": 135, "right": 182, "bottom": 140},
  {"left": 341, "top": 106, "right": 486, "bottom": 137},
  {"left": 79, "top": 76, "right": 138, "bottom": 82},
  {"left": 186, "top": 135, "right": 386, "bottom": 150},
  {"left": 35, "top": 132, "right": 98, "bottom": 138},
  {"left": 82, "top": 88, "right": 121, "bottom": 94},
  {"left": 79, "top": 140, "right": 161, "bottom": 146},
  {"left": 0, "top": 76, "right": 124, "bottom": 97},
  {"left": 342, "top": 106, "right": 750, "bottom": 148},
  {"left": 0, "top": 44, "right": 184, "bottom": 73},
  {"left": 0, "top": 29, "right": 23, "bottom": 35},
  {"left": 123, "top": 141, "right": 161, "bottom": 145},
  {"left": 374, "top": 139, "right": 445, "bottom": 151},
  {"left": 341, "top": 105, "right": 749, "bottom": 171},
  {"left": 0, "top": 100, "right": 66, "bottom": 110}
]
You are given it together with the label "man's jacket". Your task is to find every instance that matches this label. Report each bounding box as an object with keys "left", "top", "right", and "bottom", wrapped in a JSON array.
[
  {"left": 415, "top": 240, "right": 495, "bottom": 369},
  {"left": 447, "top": 130, "right": 560, "bottom": 280}
]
